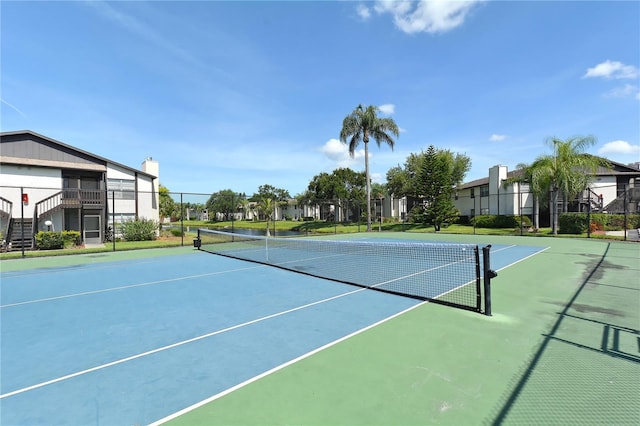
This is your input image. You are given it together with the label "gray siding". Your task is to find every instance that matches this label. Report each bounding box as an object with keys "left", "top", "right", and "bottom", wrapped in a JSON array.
[{"left": 1, "top": 134, "right": 105, "bottom": 168}]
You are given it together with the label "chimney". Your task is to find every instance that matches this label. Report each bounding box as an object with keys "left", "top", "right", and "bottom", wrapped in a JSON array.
[{"left": 142, "top": 157, "right": 159, "bottom": 178}]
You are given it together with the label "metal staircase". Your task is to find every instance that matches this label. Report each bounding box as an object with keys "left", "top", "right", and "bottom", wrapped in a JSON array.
[{"left": 603, "top": 187, "right": 640, "bottom": 214}]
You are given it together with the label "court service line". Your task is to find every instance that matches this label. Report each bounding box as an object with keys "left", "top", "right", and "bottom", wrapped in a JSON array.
[
  {"left": 493, "top": 245, "right": 550, "bottom": 271},
  {"left": 149, "top": 300, "right": 427, "bottom": 425},
  {"left": 0, "top": 286, "right": 371, "bottom": 399},
  {"left": 0, "top": 266, "right": 262, "bottom": 309}
]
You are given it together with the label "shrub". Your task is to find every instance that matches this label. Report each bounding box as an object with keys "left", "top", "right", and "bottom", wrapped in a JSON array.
[
  {"left": 35, "top": 231, "right": 64, "bottom": 250},
  {"left": 559, "top": 213, "right": 589, "bottom": 234},
  {"left": 119, "top": 218, "right": 158, "bottom": 241},
  {"left": 62, "top": 230, "right": 81, "bottom": 248}
]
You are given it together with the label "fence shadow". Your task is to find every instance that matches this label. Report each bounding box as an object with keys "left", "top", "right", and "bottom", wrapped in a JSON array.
[{"left": 487, "top": 243, "right": 640, "bottom": 424}]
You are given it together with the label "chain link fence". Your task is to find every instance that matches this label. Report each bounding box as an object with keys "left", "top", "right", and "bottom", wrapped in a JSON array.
[{"left": 1, "top": 182, "right": 638, "bottom": 256}]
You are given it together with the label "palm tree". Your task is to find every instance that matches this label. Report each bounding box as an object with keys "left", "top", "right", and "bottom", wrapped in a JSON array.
[
  {"left": 527, "top": 136, "right": 608, "bottom": 234},
  {"left": 340, "top": 104, "right": 399, "bottom": 231},
  {"left": 258, "top": 196, "right": 275, "bottom": 236}
]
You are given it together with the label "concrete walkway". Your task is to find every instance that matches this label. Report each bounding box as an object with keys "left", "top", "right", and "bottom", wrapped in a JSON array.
[{"left": 605, "top": 229, "right": 640, "bottom": 241}]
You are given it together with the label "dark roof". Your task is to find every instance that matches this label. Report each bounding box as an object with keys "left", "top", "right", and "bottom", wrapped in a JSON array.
[
  {"left": 459, "top": 159, "right": 640, "bottom": 189},
  {"left": 0, "top": 130, "right": 156, "bottom": 179}
]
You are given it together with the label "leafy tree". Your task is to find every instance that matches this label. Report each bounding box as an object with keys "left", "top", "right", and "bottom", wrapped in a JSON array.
[
  {"left": 206, "top": 190, "right": 244, "bottom": 221},
  {"left": 303, "top": 168, "right": 366, "bottom": 221},
  {"left": 418, "top": 145, "right": 471, "bottom": 231},
  {"left": 387, "top": 147, "right": 470, "bottom": 224},
  {"left": 250, "top": 185, "right": 290, "bottom": 219},
  {"left": 159, "top": 185, "right": 177, "bottom": 222},
  {"left": 340, "top": 104, "right": 399, "bottom": 231},
  {"left": 251, "top": 184, "right": 290, "bottom": 203},
  {"left": 526, "top": 136, "right": 608, "bottom": 234}
]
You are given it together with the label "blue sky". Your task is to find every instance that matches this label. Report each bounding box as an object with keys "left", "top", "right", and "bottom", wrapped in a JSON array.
[{"left": 2, "top": 1, "right": 639, "bottom": 198}]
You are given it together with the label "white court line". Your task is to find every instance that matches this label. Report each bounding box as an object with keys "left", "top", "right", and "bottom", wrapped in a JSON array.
[
  {"left": 0, "top": 265, "right": 262, "bottom": 309},
  {"left": 148, "top": 300, "right": 427, "bottom": 426},
  {"left": 0, "top": 285, "right": 375, "bottom": 400},
  {"left": 491, "top": 245, "right": 550, "bottom": 271}
]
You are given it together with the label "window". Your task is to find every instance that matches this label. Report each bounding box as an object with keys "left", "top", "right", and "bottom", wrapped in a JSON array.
[
  {"left": 470, "top": 188, "right": 475, "bottom": 199},
  {"left": 107, "top": 179, "right": 135, "bottom": 200},
  {"left": 480, "top": 185, "right": 489, "bottom": 197}
]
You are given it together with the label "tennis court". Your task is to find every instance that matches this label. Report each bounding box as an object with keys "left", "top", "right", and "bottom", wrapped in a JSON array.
[{"left": 1, "top": 233, "right": 638, "bottom": 425}]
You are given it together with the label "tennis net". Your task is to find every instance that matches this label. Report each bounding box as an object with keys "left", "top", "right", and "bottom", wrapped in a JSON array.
[{"left": 195, "top": 229, "right": 492, "bottom": 314}]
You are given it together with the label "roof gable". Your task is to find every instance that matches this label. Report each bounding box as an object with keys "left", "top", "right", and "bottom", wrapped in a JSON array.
[{"left": 0, "top": 130, "right": 155, "bottom": 178}]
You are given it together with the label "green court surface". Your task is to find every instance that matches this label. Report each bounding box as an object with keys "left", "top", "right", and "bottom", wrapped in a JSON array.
[
  {"left": 164, "top": 234, "right": 640, "bottom": 425},
  {"left": 2, "top": 234, "right": 638, "bottom": 425}
]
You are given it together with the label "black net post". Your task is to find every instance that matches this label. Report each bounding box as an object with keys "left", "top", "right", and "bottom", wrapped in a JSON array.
[
  {"left": 193, "top": 229, "right": 201, "bottom": 249},
  {"left": 474, "top": 246, "right": 482, "bottom": 312},
  {"left": 180, "top": 192, "right": 184, "bottom": 246},
  {"left": 482, "top": 245, "right": 497, "bottom": 316}
]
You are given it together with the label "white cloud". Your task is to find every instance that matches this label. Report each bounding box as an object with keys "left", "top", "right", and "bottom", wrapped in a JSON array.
[
  {"left": 603, "top": 84, "right": 640, "bottom": 99},
  {"left": 489, "top": 134, "right": 507, "bottom": 142},
  {"left": 584, "top": 60, "right": 639, "bottom": 80},
  {"left": 320, "top": 138, "right": 366, "bottom": 167},
  {"left": 373, "top": 0, "right": 483, "bottom": 34},
  {"left": 356, "top": 4, "right": 371, "bottom": 20},
  {"left": 598, "top": 140, "right": 640, "bottom": 156},
  {"left": 378, "top": 103, "right": 395, "bottom": 115}
]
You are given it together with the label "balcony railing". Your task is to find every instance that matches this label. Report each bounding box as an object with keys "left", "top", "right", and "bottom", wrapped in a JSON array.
[{"left": 62, "top": 189, "right": 105, "bottom": 206}]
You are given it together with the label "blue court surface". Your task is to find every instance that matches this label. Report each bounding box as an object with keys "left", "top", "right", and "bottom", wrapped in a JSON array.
[{"left": 0, "top": 241, "right": 545, "bottom": 425}]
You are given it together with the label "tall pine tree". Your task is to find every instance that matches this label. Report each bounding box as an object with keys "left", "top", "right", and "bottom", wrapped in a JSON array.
[{"left": 419, "top": 145, "right": 464, "bottom": 231}]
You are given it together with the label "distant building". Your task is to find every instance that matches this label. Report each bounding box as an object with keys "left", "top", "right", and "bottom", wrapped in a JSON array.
[
  {"left": 453, "top": 162, "right": 640, "bottom": 227},
  {"left": 0, "top": 130, "right": 159, "bottom": 250}
]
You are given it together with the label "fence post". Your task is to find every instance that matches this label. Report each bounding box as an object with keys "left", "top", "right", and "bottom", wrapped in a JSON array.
[
  {"left": 112, "top": 190, "right": 116, "bottom": 252},
  {"left": 623, "top": 184, "right": 628, "bottom": 242},
  {"left": 20, "top": 187, "right": 25, "bottom": 258},
  {"left": 587, "top": 189, "right": 591, "bottom": 239}
]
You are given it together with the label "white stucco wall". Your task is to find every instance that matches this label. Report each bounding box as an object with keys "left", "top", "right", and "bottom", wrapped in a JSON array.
[{"left": 0, "top": 164, "right": 61, "bottom": 219}]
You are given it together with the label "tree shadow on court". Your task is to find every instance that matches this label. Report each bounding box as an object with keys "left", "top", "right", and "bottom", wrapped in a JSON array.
[{"left": 486, "top": 243, "right": 640, "bottom": 425}]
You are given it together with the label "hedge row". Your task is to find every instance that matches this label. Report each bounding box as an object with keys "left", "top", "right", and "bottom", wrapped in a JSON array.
[
  {"left": 470, "top": 215, "right": 533, "bottom": 229},
  {"left": 559, "top": 213, "right": 640, "bottom": 234}
]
